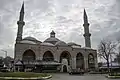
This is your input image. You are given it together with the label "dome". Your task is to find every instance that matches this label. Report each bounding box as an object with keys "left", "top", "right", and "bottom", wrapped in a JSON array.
[
  {"left": 71, "top": 45, "right": 81, "bottom": 48},
  {"left": 40, "top": 42, "right": 55, "bottom": 46},
  {"left": 23, "top": 37, "right": 37, "bottom": 41},
  {"left": 67, "top": 42, "right": 77, "bottom": 46},
  {"left": 44, "top": 37, "right": 60, "bottom": 44},
  {"left": 82, "top": 47, "right": 91, "bottom": 49},
  {"left": 68, "top": 42, "right": 81, "bottom": 48},
  {"left": 44, "top": 30, "right": 60, "bottom": 44},
  {"left": 20, "top": 40, "right": 36, "bottom": 44},
  {"left": 55, "top": 41, "right": 68, "bottom": 46}
]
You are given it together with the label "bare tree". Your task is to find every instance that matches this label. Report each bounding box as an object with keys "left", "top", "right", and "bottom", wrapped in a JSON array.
[
  {"left": 98, "top": 39, "right": 117, "bottom": 72},
  {"left": 115, "top": 53, "right": 120, "bottom": 64}
]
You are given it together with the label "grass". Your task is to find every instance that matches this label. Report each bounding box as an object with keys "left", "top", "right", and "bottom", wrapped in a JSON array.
[
  {"left": 109, "top": 73, "right": 120, "bottom": 76},
  {"left": 106, "top": 73, "right": 120, "bottom": 79},
  {"left": 0, "top": 72, "right": 50, "bottom": 78},
  {"left": 107, "top": 75, "right": 120, "bottom": 79}
]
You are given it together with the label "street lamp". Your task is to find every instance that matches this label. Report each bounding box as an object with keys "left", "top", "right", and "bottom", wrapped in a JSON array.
[{"left": 1, "top": 50, "right": 7, "bottom": 58}]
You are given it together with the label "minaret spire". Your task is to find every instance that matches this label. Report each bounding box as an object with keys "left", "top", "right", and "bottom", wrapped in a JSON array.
[
  {"left": 21, "top": 2, "right": 24, "bottom": 12},
  {"left": 84, "top": 9, "right": 88, "bottom": 23},
  {"left": 19, "top": 2, "right": 24, "bottom": 21},
  {"left": 83, "top": 9, "right": 91, "bottom": 48},
  {"left": 16, "top": 2, "right": 25, "bottom": 43}
]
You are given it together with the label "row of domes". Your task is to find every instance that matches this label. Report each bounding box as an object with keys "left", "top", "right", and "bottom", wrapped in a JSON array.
[
  {"left": 20, "top": 31, "right": 81, "bottom": 48},
  {"left": 20, "top": 36, "right": 81, "bottom": 48}
]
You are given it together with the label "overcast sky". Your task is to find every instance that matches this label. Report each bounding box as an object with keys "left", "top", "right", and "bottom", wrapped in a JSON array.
[{"left": 0, "top": 0, "right": 120, "bottom": 58}]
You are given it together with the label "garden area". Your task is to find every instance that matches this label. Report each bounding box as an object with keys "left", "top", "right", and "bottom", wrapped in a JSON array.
[
  {"left": 106, "top": 73, "right": 120, "bottom": 79},
  {"left": 0, "top": 72, "right": 52, "bottom": 80}
]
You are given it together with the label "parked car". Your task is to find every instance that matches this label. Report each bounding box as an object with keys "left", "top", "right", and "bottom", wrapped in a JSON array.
[{"left": 69, "top": 69, "right": 84, "bottom": 75}]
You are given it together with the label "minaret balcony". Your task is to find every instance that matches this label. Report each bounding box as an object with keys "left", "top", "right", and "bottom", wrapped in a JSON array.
[
  {"left": 17, "top": 21, "right": 25, "bottom": 25},
  {"left": 83, "top": 33, "right": 91, "bottom": 37},
  {"left": 83, "top": 23, "right": 89, "bottom": 26}
]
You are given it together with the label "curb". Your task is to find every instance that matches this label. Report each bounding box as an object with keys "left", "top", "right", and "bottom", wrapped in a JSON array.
[
  {"left": 0, "top": 75, "right": 52, "bottom": 80},
  {"left": 42, "top": 75, "right": 52, "bottom": 79}
]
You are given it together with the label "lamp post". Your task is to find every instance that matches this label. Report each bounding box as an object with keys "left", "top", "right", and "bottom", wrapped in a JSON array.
[{"left": 1, "top": 50, "right": 7, "bottom": 58}]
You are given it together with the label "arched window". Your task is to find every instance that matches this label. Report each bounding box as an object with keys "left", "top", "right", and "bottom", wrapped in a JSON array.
[
  {"left": 43, "top": 51, "right": 54, "bottom": 61},
  {"left": 88, "top": 54, "right": 94, "bottom": 63},
  {"left": 76, "top": 53, "right": 84, "bottom": 69},
  {"left": 88, "top": 53, "right": 95, "bottom": 69},
  {"left": 22, "top": 49, "right": 35, "bottom": 61}
]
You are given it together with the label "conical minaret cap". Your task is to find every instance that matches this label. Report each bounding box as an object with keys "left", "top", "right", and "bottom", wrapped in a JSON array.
[
  {"left": 83, "top": 9, "right": 88, "bottom": 23},
  {"left": 20, "top": 2, "right": 24, "bottom": 13}
]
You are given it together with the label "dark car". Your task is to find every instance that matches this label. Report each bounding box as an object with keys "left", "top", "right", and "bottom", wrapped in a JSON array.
[{"left": 69, "top": 69, "right": 84, "bottom": 75}]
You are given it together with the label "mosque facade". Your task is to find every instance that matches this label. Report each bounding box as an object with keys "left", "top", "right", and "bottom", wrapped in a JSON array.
[{"left": 14, "top": 3, "right": 98, "bottom": 72}]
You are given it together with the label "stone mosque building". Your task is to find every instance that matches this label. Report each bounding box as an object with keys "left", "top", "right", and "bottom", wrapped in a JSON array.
[{"left": 14, "top": 3, "right": 98, "bottom": 72}]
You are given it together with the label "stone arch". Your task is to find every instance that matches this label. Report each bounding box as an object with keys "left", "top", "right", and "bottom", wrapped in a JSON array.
[
  {"left": 76, "top": 52, "right": 84, "bottom": 69},
  {"left": 60, "top": 51, "right": 71, "bottom": 65},
  {"left": 43, "top": 51, "right": 54, "bottom": 61},
  {"left": 88, "top": 53, "right": 95, "bottom": 70},
  {"left": 22, "top": 49, "right": 36, "bottom": 61}
]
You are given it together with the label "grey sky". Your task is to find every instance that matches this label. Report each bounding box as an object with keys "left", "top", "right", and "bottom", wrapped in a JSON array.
[{"left": 0, "top": 0, "right": 120, "bottom": 58}]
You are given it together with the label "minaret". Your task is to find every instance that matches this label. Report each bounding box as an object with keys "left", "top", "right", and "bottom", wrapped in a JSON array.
[
  {"left": 16, "top": 2, "right": 25, "bottom": 43},
  {"left": 83, "top": 9, "right": 91, "bottom": 48}
]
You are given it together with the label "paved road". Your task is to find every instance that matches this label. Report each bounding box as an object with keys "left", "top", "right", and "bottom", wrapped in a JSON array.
[{"left": 49, "top": 73, "right": 117, "bottom": 80}]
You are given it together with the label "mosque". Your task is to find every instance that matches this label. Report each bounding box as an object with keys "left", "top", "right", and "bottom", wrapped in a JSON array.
[{"left": 14, "top": 3, "right": 98, "bottom": 72}]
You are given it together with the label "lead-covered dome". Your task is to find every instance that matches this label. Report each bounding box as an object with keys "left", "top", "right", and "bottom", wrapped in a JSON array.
[
  {"left": 44, "top": 37, "right": 60, "bottom": 44},
  {"left": 22, "top": 36, "right": 41, "bottom": 44},
  {"left": 23, "top": 36, "right": 41, "bottom": 43},
  {"left": 23, "top": 37, "right": 37, "bottom": 41},
  {"left": 67, "top": 42, "right": 77, "bottom": 46},
  {"left": 20, "top": 40, "right": 36, "bottom": 44},
  {"left": 40, "top": 42, "right": 55, "bottom": 46},
  {"left": 71, "top": 45, "right": 81, "bottom": 48},
  {"left": 55, "top": 41, "right": 68, "bottom": 46},
  {"left": 67, "top": 42, "right": 81, "bottom": 48},
  {"left": 44, "top": 30, "right": 60, "bottom": 44}
]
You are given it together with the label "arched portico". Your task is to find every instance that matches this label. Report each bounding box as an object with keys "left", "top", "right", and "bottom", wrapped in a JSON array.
[
  {"left": 60, "top": 51, "right": 71, "bottom": 72},
  {"left": 22, "top": 49, "right": 36, "bottom": 61},
  {"left": 60, "top": 51, "right": 71, "bottom": 65},
  {"left": 43, "top": 51, "right": 54, "bottom": 61},
  {"left": 76, "top": 52, "right": 84, "bottom": 69}
]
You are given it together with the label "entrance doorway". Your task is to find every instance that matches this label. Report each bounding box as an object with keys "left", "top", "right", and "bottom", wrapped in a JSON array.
[
  {"left": 63, "top": 65, "right": 67, "bottom": 72},
  {"left": 60, "top": 51, "right": 71, "bottom": 65}
]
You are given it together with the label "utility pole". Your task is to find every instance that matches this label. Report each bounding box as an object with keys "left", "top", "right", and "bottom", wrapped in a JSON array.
[{"left": 1, "top": 50, "right": 7, "bottom": 58}]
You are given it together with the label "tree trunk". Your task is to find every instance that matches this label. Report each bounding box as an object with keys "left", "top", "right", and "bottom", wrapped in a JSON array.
[{"left": 107, "top": 58, "right": 110, "bottom": 73}]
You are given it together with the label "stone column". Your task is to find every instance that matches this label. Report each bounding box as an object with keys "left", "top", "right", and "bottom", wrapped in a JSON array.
[
  {"left": 39, "top": 55, "right": 43, "bottom": 60},
  {"left": 84, "top": 57, "right": 88, "bottom": 72},
  {"left": 95, "top": 57, "right": 98, "bottom": 70},
  {"left": 35, "top": 51, "right": 40, "bottom": 60},
  {"left": 39, "top": 50, "right": 43, "bottom": 60},
  {"left": 54, "top": 52, "right": 60, "bottom": 62},
  {"left": 71, "top": 57, "right": 76, "bottom": 69}
]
